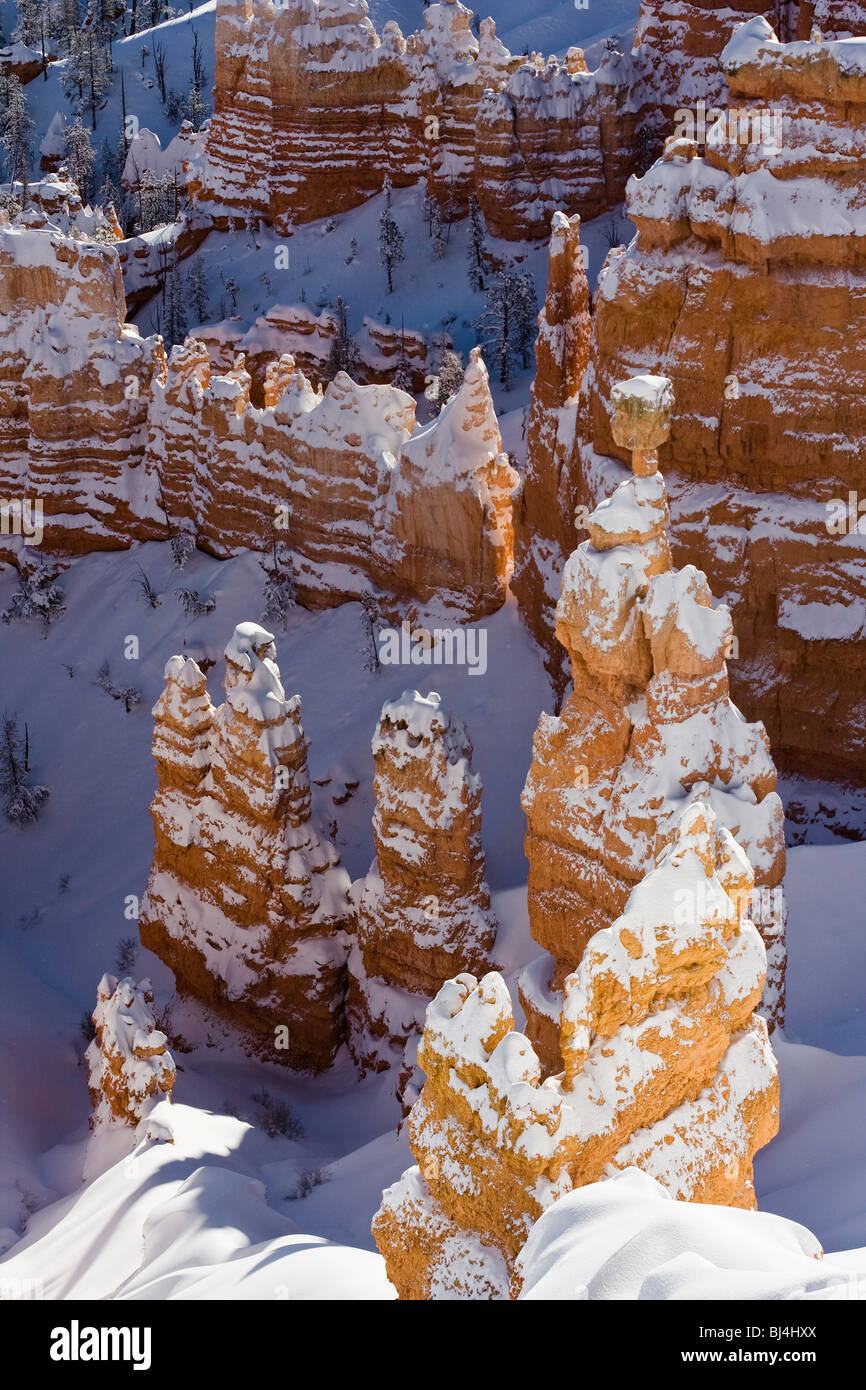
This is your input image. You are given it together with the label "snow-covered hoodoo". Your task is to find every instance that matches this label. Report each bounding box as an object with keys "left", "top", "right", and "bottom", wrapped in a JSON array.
[
  {"left": 139, "top": 624, "right": 352, "bottom": 1071},
  {"left": 519, "top": 374, "right": 787, "bottom": 1066},
  {"left": 374, "top": 801, "right": 780, "bottom": 1299},
  {"left": 348, "top": 690, "right": 497, "bottom": 1092},
  {"left": 86, "top": 975, "right": 177, "bottom": 1129}
]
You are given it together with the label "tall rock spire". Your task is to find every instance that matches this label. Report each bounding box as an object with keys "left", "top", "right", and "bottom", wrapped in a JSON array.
[
  {"left": 349, "top": 689, "right": 497, "bottom": 1092},
  {"left": 373, "top": 801, "right": 779, "bottom": 1299},
  {"left": 520, "top": 375, "right": 786, "bottom": 1068},
  {"left": 140, "top": 622, "right": 351, "bottom": 1071}
]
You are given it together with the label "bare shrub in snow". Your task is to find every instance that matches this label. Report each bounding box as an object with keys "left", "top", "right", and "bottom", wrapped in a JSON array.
[
  {"left": 253, "top": 1088, "right": 304, "bottom": 1141},
  {"left": 132, "top": 564, "right": 161, "bottom": 608},
  {"left": 176, "top": 587, "right": 217, "bottom": 619},
  {"left": 0, "top": 713, "right": 50, "bottom": 824},
  {"left": 96, "top": 661, "right": 141, "bottom": 713},
  {"left": 287, "top": 1167, "right": 330, "bottom": 1200}
]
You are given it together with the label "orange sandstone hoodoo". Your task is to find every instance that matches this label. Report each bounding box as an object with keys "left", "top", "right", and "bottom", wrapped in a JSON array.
[
  {"left": 373, "top": 800, "right": 780, "bottom": 1299},
  {"left": 519, "top": 373, "right": 786, "bottom": 1072},
  {"left": 86, "top": 974, "right": 177, "bottom": 1129},
  {"left": 348, "top": 689, "right": 497, "bottom": 1089},
  {"left": 139, "top": 623, "right": 352, "bottom": 1071}
]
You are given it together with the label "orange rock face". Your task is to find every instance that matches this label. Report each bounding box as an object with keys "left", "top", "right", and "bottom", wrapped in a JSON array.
[
  {"left": 512, "top": 211, "right": 593, "bottom": 691},
  {"left": 150, "top": 342, "right": 516, "bottom": 620},
  {"left": 0, "top": 212, "right": 515, "bottom": 622},
  {"left": 139, "top": 624, "right": 352, "bottom": 1071},
  {"left": 577, "top": 19, "right": 866, "bottom": 784},
  {"left": 519, "top": 374, "right": 786, "bottom": 1069},
  {"left": 187, "top": 0, "right": 657, "bottom": 241},
  {"left": 348, "top": 689, "right": 497, "bottom": 1083},
  {"left": 0, "top": 206, "right": 161, "bottom": 561},
  {"left": 374, "top": 801, "right": 779, "bottom": 1299},
  {"left": 86, "top": 974, "right": 176, "bottom": 1128}
]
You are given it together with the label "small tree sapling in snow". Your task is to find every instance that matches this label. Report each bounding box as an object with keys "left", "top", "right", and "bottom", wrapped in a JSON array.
[
  {"left": 361, "top": 592, "right": 381, "bottom": 672},
  {"left": 260, "top": 542, "right": 296, "bottom": 632},
  {"left": 132, "top": 563, "right": 161, "bottom": 608},
  {"left": 0, "top": 713, "right": 50, "bottom": 824},
  {"left": 170, "top": 527, "right": 196, "bottom": 570},
  {"left": 1, "top": 557, "right": 66, "bottom": 635},
  {"left": 186, "top": 260, "right": 210, "bottom": 325},
  {"left": 116, "top": 936, "right": 139, "bottom": 974}
]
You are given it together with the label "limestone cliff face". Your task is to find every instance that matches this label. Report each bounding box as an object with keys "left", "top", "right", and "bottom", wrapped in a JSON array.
[
  {"left": 519, "top": 375, "right": 786, "bottom": 1069},
  {"left": 187, "top": 0, "right": 654, "bottom": 241},
  {"left": 150, "top": 342, "right": 517, "bottom": 620},
  {"left": 0, "top": 211, "right": 514, "bottom": 622},
  {"left": 578, "top": 19, "right": 866, "bottom": 783},
  {"left": 0, "top": 206, "right": 161, "bottom": 561},
  {"left": 349, "top": 689, "right": 497, "bottom": 1081},
  {"left": 374, "top": 802, "right": 779, "bottom": 1299},
  {"left": 139, "top": 624, "right": 352, "bottom": 1071},
  {"left": 86, "top": 974, "right": 176, "bottom": 1128},
  {"left": 512, "top": 211, "right": 593, "bottom": 690}
]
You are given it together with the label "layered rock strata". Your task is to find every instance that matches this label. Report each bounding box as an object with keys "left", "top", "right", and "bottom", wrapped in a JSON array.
[
  {"left": 0, "top": 212, "right": 515, "bottom": 622},
  {"left": 520, "top": 374, "right": 786, "bottom": 1068},
  {"left": 575, "top": 18, "right": 866, "bottom": 783},
  {"left": 349, "top": 689, "right": 496, "bottom": 1083},
  {"left": 374, "top": 802, "right": 779, "bottom": 1299},
  {"left": 86, "top": 974, "right": 176, "bottom": 1128},
  {"left": 139, "top": 623, "right": 352, "bottom": 1070}
]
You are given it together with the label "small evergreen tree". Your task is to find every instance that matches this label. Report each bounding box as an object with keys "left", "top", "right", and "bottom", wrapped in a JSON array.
[
  {"left": 466, "top": 195, "right": 487, "bottom": 291},
  {"left": 0, "top": 75, "right": 34, "bottom": 203},
  {"left": 377, "top": 175, "right": 405, "bottom": 294},
  {"left": 63, "top": 118, "right": 96, "bottom": 202},
  {"left": 428, "top": 349, "right": 464, "bottom": 413},
  {"left": 186, "top": 259, "right": 210, "bottom": 324},
  {"left": 475, "top": 270, "right": 538, "bottom": 389},
  {"left": 325, "top": 296, "right": 361, "bottom": 380},
  {"left": 1, "top": 713, "right": 50, "bottom": 824}
]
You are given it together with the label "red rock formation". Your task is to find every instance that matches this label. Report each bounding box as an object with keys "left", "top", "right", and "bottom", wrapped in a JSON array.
[
  {"left": 194, "top": 307, "right": 432, "bottom": 404},
  {"left": 512, "top": 210, "right": 593, "bottom": 691},
  {"left": 86, "top": 974, "right": 176, "bottom": 1128},
  {"left": 577, "top": 18, "right": 866, "bottom": 784},
  {"left": 374, "top": 801, "right": 779, "bottom": 1299},
  {"left": 188, "top": 0, "right": 666, "bottom": 240},
  {"left": 150, "top": 342, "right": 517, "bottom": 621},
  {"left": 139, "top": 625, "right": 352, "bottom": 1071},
  {"left": 0, "top": 211, "right": 514, "bottom": 621},
  {"left": 519, "top": 374, "right": 786, "bottom": 1070},
  {"left": 0, "top": 205, "right": 161, "bottom": 563},
  {"left": 348, "top": 689, "right": 497, "bottom": 1082}
]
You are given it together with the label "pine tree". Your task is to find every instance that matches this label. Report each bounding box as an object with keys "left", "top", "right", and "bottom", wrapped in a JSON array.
[
  {"left": 325, "top": 296, "right": 361, "bottom": 380},
  {"left": 63, "top": 118, "right": 96, "bottom": 201},
  {"left": 431, "top": 198, "right": 445, "bottom": 261},
  {"left": 0, "top": 713, "right": 50, "bottom": 824},
  {"left": 430, "top": 349, "right": 464, "bottom": 413},
  {"left": 378, "top": 175, "right": 405, "bottom": 294},
  {"left": 163, "top": 257, "right": 188, "bottom": 348},
  {"left": 186, "top": 259, "right": 210, "bottom": 325},
  {"left": 392, "top": 334, "right": 413, "bottom": 393},
  {"left": 466, "top": 195, "right": 487, "bottom": 292},
  {"left": 184, "top": 84, "right": 207, "bottom": 130},
  {"left": 474, "top": 269, "right": 539, "bottom": 389},
  {"left": 12, "top": 0, "right": 41, "bottom": 46},
  {"left": 0, "top": 75, "right": 34, "bottom": 203}
]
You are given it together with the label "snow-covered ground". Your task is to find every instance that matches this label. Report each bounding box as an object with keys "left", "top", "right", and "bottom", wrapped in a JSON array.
[{"left": 0, "top": 539, "right": 865, "bottom": 1297}]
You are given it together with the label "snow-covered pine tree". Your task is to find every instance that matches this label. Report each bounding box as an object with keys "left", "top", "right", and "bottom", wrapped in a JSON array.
[
  {"left": 184, "top": 84, "right": 207, "bottom": 131},
  {"left": 474, "top": 269, "right": 538, "bottom": 389},
  {"left": 378, "top": 175, "right": 405, "bottom": 294},
  {"left": 163, "top": 256, "right": 188, "bottom": 348},
  {"left": 325, "top": 296, "right": 362, "bottom": 380},
  {"left": 0, "top": 714, "right": 50, "bottom": 824},
  {"left": 12, "top": 0, "right": 41, "bottom": 46},
  {"left": 63, "top": 118, "right": 96, "bottom": 201},
  {"left": 392, "top": 334, "right": 413, "bottom": 393},
  {"left": 430, "top": 349, "right": 464, "bottom": 413},
  {"left": 466, "top": 195, "right": 487, "bottom": 291},
  {"left": 0, "top": 75, "right": 34, "bottom": 203},
  {"left": 186, "top": 258, "right": 210, "bottom": 325}
]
